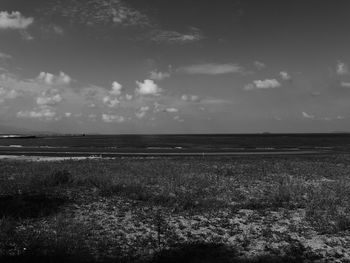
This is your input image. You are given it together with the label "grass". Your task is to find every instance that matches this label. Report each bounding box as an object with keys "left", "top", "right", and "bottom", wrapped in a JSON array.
[
  {"left": 0, "top": 194, "right": 68, "bottom": 219},
  {"left": 0, "top": 154, "right": 350, "bottom": 261}
]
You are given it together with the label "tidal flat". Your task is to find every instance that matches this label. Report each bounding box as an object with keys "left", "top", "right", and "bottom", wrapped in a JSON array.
[{"left": 0, "top": 155, "right": 350, "bottom": 262}]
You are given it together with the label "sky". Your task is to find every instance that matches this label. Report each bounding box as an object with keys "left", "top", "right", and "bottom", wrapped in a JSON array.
[{"left": 0, "top": 0, "right": 350, "bottom": 134}]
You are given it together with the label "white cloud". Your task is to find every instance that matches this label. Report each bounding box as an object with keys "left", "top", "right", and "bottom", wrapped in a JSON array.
[
  {"left": 340, "top": 82, "right": 350, "bottom": 88},
  {"left": 153, "top": 102, "right": 161, "bottom": 113},
  {"left": 52, "top": 25, "right": 64, "bottom": 35},
  {"left": 179, "top": 63, "right": 245, "bottom": 75},
  {"left": 336, "top": 61, "right": 348, "bottom": 75},
  {"left": 110, "top": 81, "right": 122, "bottom": 95},
  {"left": 37, "top": 71, "right": 72, "bottom": 85},
  {"left": 200, "top": 98, "right": 231, "bottom": 105},
  {"left": 20, "top": 30, "right": 34, "bottom": 41},
  {"left": 181, "top": 94, "right": 189, "bottom": 101},
  {"left": 254, "top": 79, "right": 281, "bottom": 89},
  {"left": 181, "top": 94, "right": 200, "bottom": 102},
  {"left": 254, "top": 61, "right": 266, "bottom": 70},
  {"left": 245, "top": 79, "right": 281, "bottom": 90},
  {"left": 0, "top": 52, "right": 12, "bottom": 60},
  {"left": 40, "top": 24, "right": 65, "bottom": 38},
  {"left": 280, "top": 71, "right": 291, "bottom": 80},
  {"left": 101, "top": 81, "right": 123, "bottom": 107},
  {"left": 165, "top": 107, "right": 179, "bottom": 113},
  {"left": 102, "top": 113, "right": 125, "bottom": 123},
  {"left": 103, "top": 96, "right": 120, "bottom": 107},
  {"left": 38, "top": 72, "right": 54, "bottom": 85},
  {"left": 0, "top": 11, "right": 34, "bottom": 29},
  {"left": 302, "top": 112, "right": 315, "bottom": 119},
  {"left": 36, "top": 93, "right": 62, "bottom": 106},
  {"left": 243, "top": 84, "right": 255, "bottom": 91},
  {"left": 1, "top": 68, "right": 231, "bottom": 128},
  {"left": 17, "top": 107, "right": 56, "bottom": 120},
  {"left": 135, "top": 79, "right": 162, "bottom": 95},
  {"left": 150, "top": 27, "right": 203, "bottom": 44},
  {"left": 58, "top": 71, "right": 71, "bottom": 84},
  {"left": 5, "top": 89, "right": 19, "bottom": 99},
  {"left": 0, "top": 87, "right": 20, "bottom": 102},
  {"left": 135, "top": 106, "right": 150, "bottom": 119},
  {"left": 149, "top": 70, "right": 170, "bottom": 81},
  {"left": 173, "top": 115, "right": 184, "bottom": 122},
  {"left": 111, "top": 4, "right": 150, "bottom": 26}
]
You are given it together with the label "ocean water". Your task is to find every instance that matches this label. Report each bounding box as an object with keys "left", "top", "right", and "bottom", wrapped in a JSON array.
[{"left": 0, "top": 134, "right": 349, "bottom": 156}]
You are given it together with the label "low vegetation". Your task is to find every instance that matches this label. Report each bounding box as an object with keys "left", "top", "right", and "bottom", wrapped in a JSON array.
[{"left": 0, "top": 155, "right": 350, "bottom": 262}]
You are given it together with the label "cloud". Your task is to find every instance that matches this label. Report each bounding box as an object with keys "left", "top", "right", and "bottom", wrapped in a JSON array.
[
  {"left": 110, "top": 81, "right": 122, "bottom": 95},
  {"left": 103, "top": 96, "right": 120, "bottom": 107},
  {"left": 336, "top": 61, "right": 348, "bottom": 75},
  {"left": 17, "top": 107, "right": 57, "bottom": 121},
  {"left": 0, "top": 87, "right": 20, "bottom": 103},
  {"left": 0, "top": 52, "right": 12, "bottom": 60},
  {"left": 165, "top": 107, "right": 179, "bottom": 113},
  {"left": 44, "top": 0, "right": 150, "bottom": 27},
  {"left": 150, "top": 27, "right": 203, "bottom": 44},
  {"left": 280, "top": 71, "right": 291, "bottom": 80},
  {"left": 254, "top": 79, "right": 281, "bottom": 89},
  {"left": 41, "top": 24, "right": 64, "bottom": 37},
  {"left": 135, "top": 79, "right": 162, "bottom": 95},
  {"left": 149, "top": 70, "right": 170, "bottom": 81},
  {"left": 173, "top": 115, "right": 184, "bottom": 122},
  {"left": 340, "top": 82, "right": 350, "bottom": 88},
  {"left": 102, "top": 113, "right": 125, "bottom": 123},
  {"left": 243, "top": 84, "right": 255, "bottom": 91},
  {"left": 36, "top": 93, "right": 62, "bottom": 106},
  {"left": 199, "top": 98, "right": 232, "bottom": 105},
  {"left": 181, "top": 94, "right": 200, "bottom": 102},
  {"left": 88, "top": 114, "right": 97, "bottom": 121},
  {"left": 111, "top": 4, "right": 149, "bottom": 26},
  {"left": 0, "top": 11, "right": 34, "bottom": 29},
  {"left": 135, "top": 106, "right": 149, "bottom": 119},
  {"left": 244, "top": 79, "right": 281, "bottom": 90},
  {"left": 1, "top": 68, "right": 231, "bottom": 126},
  {"left": 51, "top": 25, "right": 64, "bottom": 35},
  {"left": 254, "top": 61, "right": 266, "bottom": 70},
  {"left": 38, "top": 72, "right": 54, "bottom": 85},
  {"left": 102, "top": 81, "right": 123, "bottom": 107},
  {"left": 37, "top": 71, "right": 72, "bottom": 85},
  {"left": 179, "top": 63, "right": 245, "bottom": 75},
  {"left": 302, "top": 112, "right": 315, "bottom": 119},
  {"left": 20, "top": 30, "right": 34, "bottom": 41}
]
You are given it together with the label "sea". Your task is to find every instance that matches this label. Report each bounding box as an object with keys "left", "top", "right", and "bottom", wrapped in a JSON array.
[{"left": 0, "top": 133, "right": 349, "bottom": 157}]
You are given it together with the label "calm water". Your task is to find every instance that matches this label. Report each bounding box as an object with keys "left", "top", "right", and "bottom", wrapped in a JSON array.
[{"left": 0, "top": 134, "right": 349, "bottom": 156}]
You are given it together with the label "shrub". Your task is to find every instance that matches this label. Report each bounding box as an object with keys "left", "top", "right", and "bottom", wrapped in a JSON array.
[{"left": 305, "top": 179, "right": 350, "bottom": 233}]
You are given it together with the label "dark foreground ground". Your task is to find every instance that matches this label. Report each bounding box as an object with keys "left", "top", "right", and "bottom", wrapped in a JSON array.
[{"left": 0, "top": 154, "right": 350, "bottom": 262}]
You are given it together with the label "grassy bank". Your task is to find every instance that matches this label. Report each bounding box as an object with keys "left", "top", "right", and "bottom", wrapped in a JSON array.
[{"left": 1, "top": 155, "right": 350, "bottom": 262}]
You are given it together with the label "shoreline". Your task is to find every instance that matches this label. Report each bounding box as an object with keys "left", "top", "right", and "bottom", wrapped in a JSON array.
[{"left": 0, "top": 149, "right": 330, "bottom": 162}]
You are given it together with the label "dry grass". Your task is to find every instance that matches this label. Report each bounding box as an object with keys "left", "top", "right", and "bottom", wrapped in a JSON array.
[{"left": 0, "top": 155, "right": 350, "bottom": 261}]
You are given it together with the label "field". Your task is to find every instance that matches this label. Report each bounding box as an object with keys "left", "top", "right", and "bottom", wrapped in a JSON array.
[{"left": 1, "top": 154, "right": 350, "bottom": 262}]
